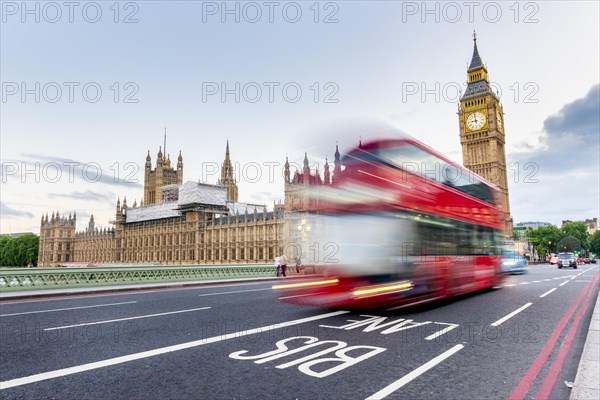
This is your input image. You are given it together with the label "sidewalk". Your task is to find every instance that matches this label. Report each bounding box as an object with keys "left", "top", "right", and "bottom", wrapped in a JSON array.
[
  {"left": 571, "top": 291, "right": 600, "bottom": 400},
  {"left": 0, "top": 275, "right": 306, "bottom": 300}
]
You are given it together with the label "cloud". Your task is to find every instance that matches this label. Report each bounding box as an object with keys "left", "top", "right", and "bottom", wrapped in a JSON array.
[
  {"left": 511, "top": 84, "right": 599, "bottom": 172},
  {"left": 10, "top": 154, "right": 143, "bottom": 188},
  {"left": 508, "top": 84, "right": 600, "bottom": 224},
  {"left": 48, "top": 190, "right": 115, "bottom": 202},
  {"left": 544, "top": 84, "right": 600, "bottom": 139},
  {"left": 0, "top": 201, "right": 34, "bottom": 218},
  {"left": 247, "top": 191, "right": 275, "bottom": 204}
]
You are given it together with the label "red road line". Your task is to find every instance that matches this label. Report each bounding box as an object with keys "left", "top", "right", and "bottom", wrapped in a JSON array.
[
  {"left": 508, "top": 271, "right": 600, "bottom": 400},
  {"left": 534, "top": 273, "right": 600, "bottom": 400}
]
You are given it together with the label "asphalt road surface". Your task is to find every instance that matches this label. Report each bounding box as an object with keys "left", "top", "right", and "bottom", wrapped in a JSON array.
[{"left": 1, "top": 263, "right": 598, "bottom": 399}]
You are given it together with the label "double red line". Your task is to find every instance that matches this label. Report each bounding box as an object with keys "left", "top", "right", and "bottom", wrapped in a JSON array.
[{"left": 509, "top": 271, "right": 600, "bottom": 400}]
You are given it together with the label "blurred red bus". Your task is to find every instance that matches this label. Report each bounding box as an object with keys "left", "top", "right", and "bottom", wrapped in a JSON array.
[{"left": 274, "top": 137, "right": 507, "bottom": 309}]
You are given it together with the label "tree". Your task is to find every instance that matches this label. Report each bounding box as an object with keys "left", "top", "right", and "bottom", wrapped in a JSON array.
[
  {"left": 0, "top": 234, "right": 39, "bottom": 267},
  {"left": 561, "top": 222, "right": 590, "bottom": 249},
  {"left": 527, "top": 225, "right": 563, "bottom": 256},
  {"left": 590, "top": 230, "right": 600, "bottom": 255},
  {"left": 556, "top": 236, "right": 581, "bottom": 252},
  {"left": 0, "top": 236, "right": 12, "bottom": 266}
]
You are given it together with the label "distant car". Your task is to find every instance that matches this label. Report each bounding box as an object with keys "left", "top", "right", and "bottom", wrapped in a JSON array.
[
  {"left": 557, "top": 252, "right": 577, "bottom": 269},
  {"left": 501, "top": 249, "right": 528, "bottom": 274},
  {"left": 549, "top": 255, "right": 559, "bottom": 265}
]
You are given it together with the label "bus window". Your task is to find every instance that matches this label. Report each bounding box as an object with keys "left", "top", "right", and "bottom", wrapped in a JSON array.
[{"left": 376, "top": 144, "right": 495, "bottom": 205}]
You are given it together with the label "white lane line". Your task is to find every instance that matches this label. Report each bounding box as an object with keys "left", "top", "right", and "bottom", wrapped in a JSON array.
[
  {"left": 424, "top": 323, "right": 459, "bottom": 341},
  {"left": 531, "top": 280, "right": 541, "bottom": 283},
  {"left": 366, "top": 344, "right": 464, "bottom": 399},
  {"left": 539, "top": 288, "right": 557, "bottom": 298},
  {"left": 559, "top": 280, "right": 569, "bottom": 287},
  {"left": 543, "top": 279, "right": 551, "bottom": 282},
  {"left": 0, "top": 301, "right": 137, "bottom": 317},
  {"left": 519, "top": 282, "right": 530, "bottom": 285},
  {"left": 490, "top": 303, "right": 532, "bottom": 327},
  {"left": 198, "top": 288, "right": 271, "bottom": 297},
  {"left": 503, "top": 284, "right": 517, "bottom": 287},
  {"left": 0, "top": 281, "right": 275, "bottom": 305},
  {"left": 44, "top": 307, "right": 211, "bottom": 331},
  {"left": 278, "top": 293, "right": 319, "bottom": 300},
  {"left": 0, "top": 291, "right": 160, "bottom": 304},
  {"left": 570, "top": 276, "right": 577, "bottom": 280},
  {"left": 0, "top": 310, "right": 348, "bottom": 390}
]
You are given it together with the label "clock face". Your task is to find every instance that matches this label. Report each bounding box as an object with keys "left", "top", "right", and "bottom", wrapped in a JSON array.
[
  {"left": 496, "top": 110, "right": 503, "bottom": 132},
  {"left": 466, "top": 111, "right": 487, "bottom": 131}
]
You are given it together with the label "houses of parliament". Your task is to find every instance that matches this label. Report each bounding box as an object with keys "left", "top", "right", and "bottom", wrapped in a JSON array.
[
  {"left": 38, "top": 35, "right": 512, "bottom": 267},
  {"left": 37, "top": 140, "right": 343, "bottom": 267}
]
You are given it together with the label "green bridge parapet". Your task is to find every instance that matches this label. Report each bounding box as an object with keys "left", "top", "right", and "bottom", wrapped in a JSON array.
[{"left": 0, "top": 264, "right": 285, "bottom": 291}]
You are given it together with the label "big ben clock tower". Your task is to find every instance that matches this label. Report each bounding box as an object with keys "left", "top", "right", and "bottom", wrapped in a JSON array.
[{"left": 459, "top": 32, "right": 513, "bottom": 233}]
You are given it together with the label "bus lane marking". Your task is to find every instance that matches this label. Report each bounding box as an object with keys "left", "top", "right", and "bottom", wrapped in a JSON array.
[
  {"left": 0, "top": 310, "right": 350, "bottom": 390},
  {"left": 539, "top": 288, "right": 557, "bottom": 298},
  {"left": 229, "top": 336, "right": 386, "bottom": 378},
  {"left": 44, "top": 307, "right": 212, "bottom": 331},
  {"left": 319, "top": 315, "right": 459, "bottom": 340},
  {"left": 534, "top": 273, "right": 599, "bottom": 399},
  {"left": 509, "top": 272, "right": 599, "bottom": 399},
  {"left": 0, "top": 301, "right": 137, "bottom": 317},
  {"left": 490, "top": 303, "right": 532, "bottom": 327},
  {"left": 366, "top": 344, "right": 464, "bottom": 399}
]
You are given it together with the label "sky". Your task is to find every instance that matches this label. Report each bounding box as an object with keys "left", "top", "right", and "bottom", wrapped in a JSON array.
[{"left": 1, "top": 0, "right": 599, "bottom": 234}]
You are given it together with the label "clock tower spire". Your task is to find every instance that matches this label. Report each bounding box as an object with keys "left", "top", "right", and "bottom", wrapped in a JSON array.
[{"left": 459, "top": 33, "right": 513, "bottom": 234}]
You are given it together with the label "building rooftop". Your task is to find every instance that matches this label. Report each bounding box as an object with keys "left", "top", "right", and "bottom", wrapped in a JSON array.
[
  {"left": 124, "top": 181, "right": 273, "bottom": 224},
  {"left": 177, "top": 181, "right": 227, "bottom": 209},
  {"left": 125, "top": 202, "right": 181, "bottom": 223}
]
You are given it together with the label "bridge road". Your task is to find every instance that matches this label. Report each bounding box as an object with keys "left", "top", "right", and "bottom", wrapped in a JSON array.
[{"left": 1, "top": 263, "right": 598, "bottom": 399}]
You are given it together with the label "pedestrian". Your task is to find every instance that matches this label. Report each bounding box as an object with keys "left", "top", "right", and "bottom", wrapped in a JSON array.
[
  {"left": 275, "top": 255, "right": 281, "bottom": 277},
  {"left": 297, "top": 256, "right": 305, "bottom": 275},
  {"left": 280, "top": 254, "right": 287, "bottom": 278}
]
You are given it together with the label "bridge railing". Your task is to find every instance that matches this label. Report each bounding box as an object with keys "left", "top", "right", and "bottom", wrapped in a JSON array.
[{"left": 0, "top": 264, "right": 288, "bottom": 291}]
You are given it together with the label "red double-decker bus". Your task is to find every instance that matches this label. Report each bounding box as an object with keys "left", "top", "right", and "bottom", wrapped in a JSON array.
[{"left": 274, "top": 136, "right": 507, "bottom": 309}]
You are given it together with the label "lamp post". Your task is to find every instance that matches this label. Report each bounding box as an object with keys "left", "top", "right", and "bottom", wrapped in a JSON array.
[{"left": 297, "top": 219, "right": 310, "bottom": 263}]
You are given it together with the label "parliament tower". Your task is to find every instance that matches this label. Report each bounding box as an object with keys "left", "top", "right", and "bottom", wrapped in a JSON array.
[
  {"left": 143, "top": 133, "right": 183, "bottom": 205},
  {"left": 217, "top": 140, "right": 239, "bottom": 202},
  {"left": 459, "top": 33, "right": 513, "bottom": 233}
]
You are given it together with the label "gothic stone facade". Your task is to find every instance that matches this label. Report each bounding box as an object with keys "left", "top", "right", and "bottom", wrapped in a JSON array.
[{"left": 38, "top": 144, "right": 285, "bottom": 267}]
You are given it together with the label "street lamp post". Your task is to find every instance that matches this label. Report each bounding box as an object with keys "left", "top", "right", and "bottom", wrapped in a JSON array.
[{"left": 297, "top": 218, "right": 311, "bottom": 263}]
